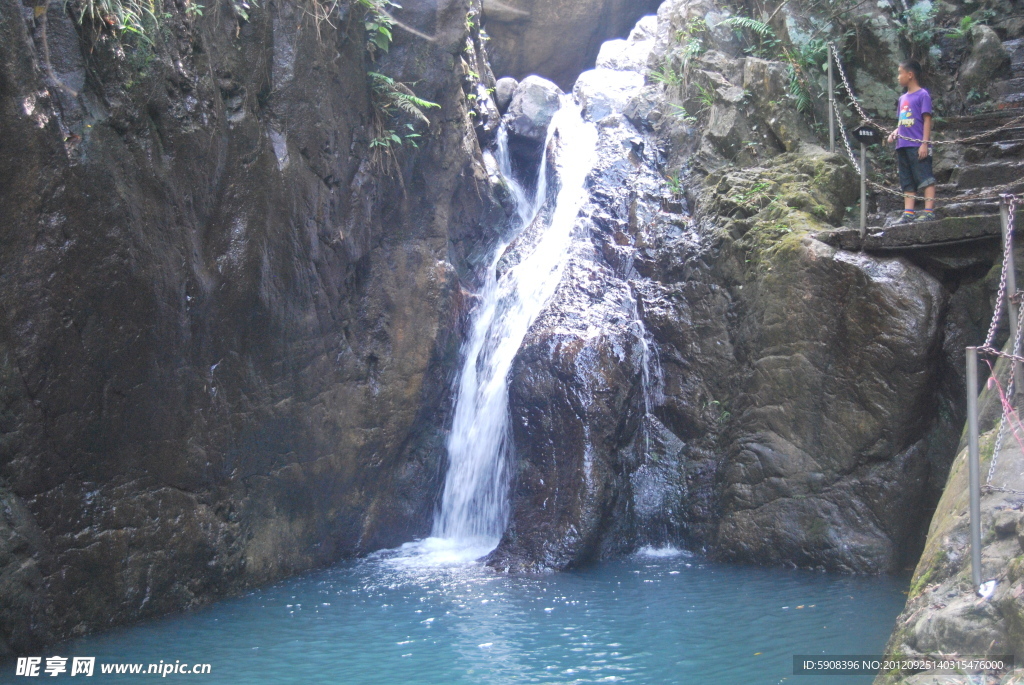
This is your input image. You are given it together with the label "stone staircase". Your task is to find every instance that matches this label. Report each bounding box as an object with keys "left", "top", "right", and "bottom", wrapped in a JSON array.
[{"left": 859, "top": 35, "right": 1024, "bottom": 237}]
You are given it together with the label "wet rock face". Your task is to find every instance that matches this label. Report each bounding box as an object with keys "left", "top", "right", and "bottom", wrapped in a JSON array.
[
  {"left": 0, "top": 0, "right": 501, "bottom": 653},
  {"left": 484, "top": 0, "right": 663, "bottom": 90},
  {"left": 489, "top": 22, "right": 714, "bottom": 569},
  {"left": 489, "top": 276, "right": 647, "bottom": 572},
  {"left": 491, "top": 0, "right": 993, "bottom": 574},
  {"left": 717, "top": 241, "right": 945, "bottom": 573}
]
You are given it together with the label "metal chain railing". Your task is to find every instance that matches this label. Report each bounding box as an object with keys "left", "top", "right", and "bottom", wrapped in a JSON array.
[
  {"left": 828, "top": 41, "right": 1024, "bottom": 147},
  {"left": 985, "top": 200, "right": 1018, "bottom": 348},
  {"left": 975, "top": 196, "right": 1023, "bottom": 489},
  {"left": 826, "top": 43, "right": 1024, "bottom": 207}
]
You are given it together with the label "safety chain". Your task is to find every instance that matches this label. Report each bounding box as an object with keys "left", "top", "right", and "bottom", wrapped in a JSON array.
[
  {"left": 826, "top": 44, "right": 1024, "bottom": 207},
  {"left": 980, "top": 194, "right": 1020, "bottom": 485},
  {"left": 831, "top": 90, "right": 861, "bottom": 169},
  {"left": 828, "top": 41, "right": 1024, "bottom": 147},
  {"left": 989, "top": 414, "right": 1009, "bottom": 484},
  {"left": 978, "top": 346, "right": 1024, "bottom": 365},
  {"left": 828, "top": 42, "right": 883, "bottom": 133},
  {"left": 985, "top": 199, "right": 1017, "bottom": 348}
]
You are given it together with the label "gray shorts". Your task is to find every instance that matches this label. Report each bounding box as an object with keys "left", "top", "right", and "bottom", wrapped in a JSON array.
[{"left": 896, "top": 146, "right": 937, "bottom": 192}]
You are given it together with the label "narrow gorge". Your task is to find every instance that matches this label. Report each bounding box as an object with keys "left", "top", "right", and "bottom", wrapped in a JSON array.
[{"left": 1, "top": 0, "right": 1022, "bottom": 681}]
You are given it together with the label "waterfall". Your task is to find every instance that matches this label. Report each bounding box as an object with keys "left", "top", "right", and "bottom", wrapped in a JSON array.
[
  {"left": 431, "top": 98, "right": 599, "bottom": 550},
  {"left": 628, "top": 290, "right": 663, "bottom": 457}
]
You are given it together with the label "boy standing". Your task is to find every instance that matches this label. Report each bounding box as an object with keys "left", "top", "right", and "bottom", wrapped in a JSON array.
[{"left": 887, "top": 59, "right": 937, "bottom": 223}]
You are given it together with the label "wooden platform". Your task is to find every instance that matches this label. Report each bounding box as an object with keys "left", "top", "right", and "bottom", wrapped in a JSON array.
[{"left": 813, "top": 214, "right": 1004, "bottom": 252}]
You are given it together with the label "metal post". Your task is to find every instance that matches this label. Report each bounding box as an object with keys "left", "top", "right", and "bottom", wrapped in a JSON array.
[
  {"left": 859, "top": 142, "right": 867, "bottom": 239},
  {"left": 1002, "top": 200, "right": 1023, "bottom": 398},
  {"left": 828, "top": 46, "right": 835, "bottom": 154},
  {"left": 967, "top": 346, "right": 982, "bottom": 593}
]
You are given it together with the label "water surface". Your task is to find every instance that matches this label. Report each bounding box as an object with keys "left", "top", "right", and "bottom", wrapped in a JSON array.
[{"left": 8, "top": 543, "right": 908, "bottom": 684}]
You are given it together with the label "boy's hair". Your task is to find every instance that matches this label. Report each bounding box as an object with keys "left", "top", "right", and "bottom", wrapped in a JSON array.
[{"left": 900, "top": 59, "right": 923, "bottom": 82}]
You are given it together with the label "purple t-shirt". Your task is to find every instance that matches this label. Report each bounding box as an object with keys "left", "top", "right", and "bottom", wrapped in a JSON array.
[{"left": 896, "top": 88, "right": 932, "bottom": 149}]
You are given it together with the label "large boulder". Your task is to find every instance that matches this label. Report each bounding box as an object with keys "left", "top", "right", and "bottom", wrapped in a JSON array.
[
  {"left": 494, "top": 76, "right": 519, "bottom": 113},
  {"left": 574, "top": 16, "right": 655, "bottom": 122},
  {"left": 960, "top": 24, "right": 1012, "bottom": 93},
  {"left": 504, "top": 75, "right": 563, "bottom": 142}
]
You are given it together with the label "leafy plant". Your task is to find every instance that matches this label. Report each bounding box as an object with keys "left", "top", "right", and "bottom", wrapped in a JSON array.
[
  {"left": 75, "top": 0, "right": 163, "bottom": 44},
  {"left": 368, "top": 71, "right": 440, "bottom": 173},
  {"left": 730, "top": 181, "right": 773, "bottom": 210},
  {"left": 358, "top": 0, "right": 397, "bottom": 53},
  {"left": 668, "top": 103, "right": 697, "bottom": 124},
  {"left": 666, "top": 173, "right": 683, "bottom": 197},
  {"left": 230, "top": 0, "right": 253, "bottom": 21},
  {"left": 674, "top": 17, "right": 708, "bottom": 66},
  {"left": 718, "top": 15, "right": 774, "bottom": 38},
  {"left": 719, "top": 15, "right": 781, "bottom": 57},
  {"left": 788, "top": 65, "right": 812, "bottom": 114},
  {"left": 695, "top": 82, "right": 715, "bottom": 109},
  {"left": 948, "top": 14, "right": 978, "bottom": 40},
  {"left": 650, "top": 63, "right": 683, "bottom": 87},
  {"left": 903, "top": 2, "right": 938, "bottom": 51}
]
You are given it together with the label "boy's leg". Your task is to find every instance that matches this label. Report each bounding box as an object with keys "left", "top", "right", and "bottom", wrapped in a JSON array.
[
  {"left": 897, "top": 148, "right": 917, "bottom": 222},
  {"left": 913, "top": 154, "right": 937, "bottom": 222}
]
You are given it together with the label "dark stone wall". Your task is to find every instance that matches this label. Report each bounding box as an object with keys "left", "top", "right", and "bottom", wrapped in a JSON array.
[{"left": 0, "top": 0, "right": 501, "bottom": 654}]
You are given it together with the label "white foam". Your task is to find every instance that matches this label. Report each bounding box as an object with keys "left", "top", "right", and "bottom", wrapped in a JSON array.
[
  {"left": 378, "top": 537, "right": 498, "bottom": 570},
  {"left": 634, "top": 545, "right": 692, "bottom": 559}
]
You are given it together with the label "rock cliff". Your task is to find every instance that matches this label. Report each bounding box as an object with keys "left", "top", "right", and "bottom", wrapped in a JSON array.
[{"left": 0, "top": 0, "right": 504, "bottom": 654}]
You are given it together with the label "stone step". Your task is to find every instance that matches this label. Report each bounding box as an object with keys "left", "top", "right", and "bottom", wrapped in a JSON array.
[
  {"left": 950, "top": 159, "right": 1024, "bottom": 189},
  {"left": 962, "top": 139, "right": 1024, "bottom": 163},
  {"left": 934, "top": 179, "right": 1024, "bottom": 200},
  {"left": 997, "top": 93, "right": 1024, "bottom": 109},
  {"left": 813, "top": 214, "right": 1004, "bottom": 252},
  {"left": 993, "top": 77, "right": 1024, "bottom": 98},
  {"left": 940, "top": 200, "right": 1001, "bottom": 217},
  {"left": 941, "top": 124, "right": 1024, "bottom": 148},
  {"left": 1006, "top": 38, "right": 1024, "bottom": 70},
  {"left": 943, "top": 111, "right": 1024, "bottom": 132}
]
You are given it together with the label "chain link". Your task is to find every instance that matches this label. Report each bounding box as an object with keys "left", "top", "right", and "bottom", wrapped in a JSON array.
[
  {"left": 979, "top": 195, "right": 1020, "bottom": 486},
  {"left": 988, "top": 415, "right": 1008, "bottom": 485},
  {"left": 830, "top": 91, "right": 861, "bottom": 169},
  {"left": 990, "top": 284, "right": 1024, "bottom": 484},
  {"left": 985, "top": 199, "right": 1017, "bottom": 348}
]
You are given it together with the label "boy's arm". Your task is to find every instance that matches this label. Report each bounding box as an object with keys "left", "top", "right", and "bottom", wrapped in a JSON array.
[{"left": 919, "top": 113, "right": 932, "bottom": 160}]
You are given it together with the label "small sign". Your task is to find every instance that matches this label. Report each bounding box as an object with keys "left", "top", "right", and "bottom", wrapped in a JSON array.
[{"left": 851, "top": 125, "right": 881, "bottom": 145}]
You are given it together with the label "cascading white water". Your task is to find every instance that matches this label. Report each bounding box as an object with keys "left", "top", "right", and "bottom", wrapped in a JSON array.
[{"left": 431, "top": 98, "right": 599, "bottom": 553}]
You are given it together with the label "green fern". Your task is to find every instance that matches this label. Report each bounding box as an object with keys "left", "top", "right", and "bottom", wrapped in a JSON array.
[
  {"left": 367, "top": 71, "right": 440, "bottom": 173},
  {"left": 788, "top": 66, "right": 812, "bottom": 114},
  {"left": 718, "top": 16, "right": 775, "bottom": 38},
  {"left": 369, "top": 72, "right": 440, "bottom": 125},
  {"left": 650, "top": 63, "right": 683, "bottom": 87}
]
